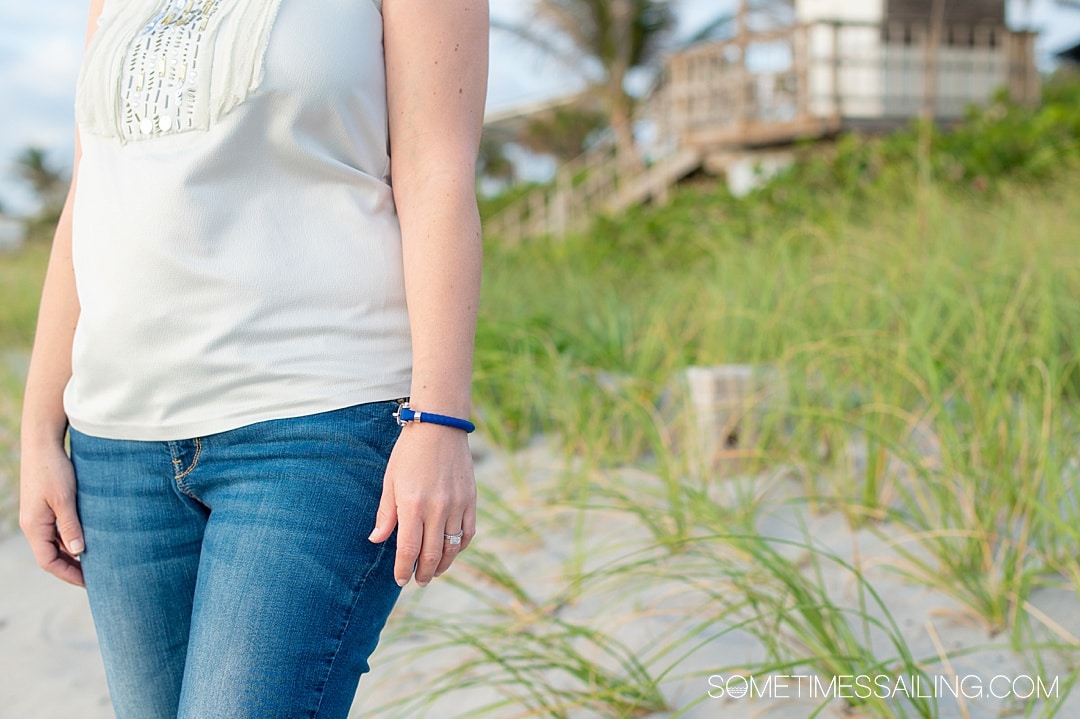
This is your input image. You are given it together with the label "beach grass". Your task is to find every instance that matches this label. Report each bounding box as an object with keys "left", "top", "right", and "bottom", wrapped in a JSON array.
[
  {"left": 0, "top": 241, "right": 49, "bottom": 350},
  {"left": 3, "top": 90, "right": 1080, "bottom": 715},
  {"left": 0, "top": 241, "right": 48, "bottom": 532},
  {"left": 3, "top": 175, "right": 1080, "bottom": 717},
  {"left": 407, "top": 167, "right": 1080, "bottom": 717}
]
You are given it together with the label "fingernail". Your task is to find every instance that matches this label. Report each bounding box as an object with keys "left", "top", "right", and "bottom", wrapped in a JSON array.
[
  {"left": 70, "top": 539, "right": 85, "bottom": 555},
  {"left": 367, "top": 527, "right": 379, "bottom": 542},
  {"left": 417, "top": 580, "right": 429, "bottom": 588},
  {"left": 396, "top": 577, "right": 407, "bottom": 587}
]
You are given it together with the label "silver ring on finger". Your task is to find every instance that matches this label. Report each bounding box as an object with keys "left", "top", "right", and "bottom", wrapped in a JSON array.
[{"left": 443, "top": 530, "right": 464, "bottom": 546}]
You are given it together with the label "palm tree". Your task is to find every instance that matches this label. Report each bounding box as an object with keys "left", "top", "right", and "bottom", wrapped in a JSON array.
[
  {"left": 496, "top": 0, "right": 675, "bottom": 162},
  {"left": 14, "top": 146, "right": 68, "bottom": 224},
  {"left": 477, "top": 131, "right": 516, "bottom": 185},
  {"left": 521, "top": 106, "right": 608, "bottom": 161}
]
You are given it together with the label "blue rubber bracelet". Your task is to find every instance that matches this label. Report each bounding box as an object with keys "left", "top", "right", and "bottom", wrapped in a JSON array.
[{"left": 393, "top": 402, "right": 475, "bottom": 433}]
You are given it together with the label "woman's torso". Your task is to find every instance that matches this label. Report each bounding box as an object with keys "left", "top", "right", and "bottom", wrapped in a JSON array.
[{"left": 65, "top": 0, "right": 412, "bottom": 441}]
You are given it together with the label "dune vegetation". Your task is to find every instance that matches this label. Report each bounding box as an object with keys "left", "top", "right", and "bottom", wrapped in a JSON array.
[
  {"left": 1, "top": 75, "right": 1079, "bottom": 718},
  {"left": 374, "top": 76, "right": 1080, "bottom": 718}
]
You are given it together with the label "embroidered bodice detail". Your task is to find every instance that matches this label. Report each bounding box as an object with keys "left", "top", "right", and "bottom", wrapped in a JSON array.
[
  {"left": 75, "top": 0, "right": 287, "bottom": 142},
  {"left": 119, "top": 0, "right": 225, "bottom": 139}
]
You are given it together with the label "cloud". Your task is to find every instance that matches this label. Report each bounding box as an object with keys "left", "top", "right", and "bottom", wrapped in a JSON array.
[
  {"left": 0, "top": 0, "right": 83, "bottom": 212},
  {"left": 1, "top": 0, "right": 1078, "bottom": 213}
]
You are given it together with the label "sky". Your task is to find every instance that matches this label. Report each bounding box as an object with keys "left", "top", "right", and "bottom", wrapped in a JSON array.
[{"left": 1, "top": 0, "right": 1079, "bottom": 213}]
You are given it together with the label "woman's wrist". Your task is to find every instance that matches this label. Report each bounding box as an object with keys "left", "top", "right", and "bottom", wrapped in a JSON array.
[
  {"left": 405, "top": 385, "right": 472, "bottom": 419},
  {"left": 394, "top": 401, "right": 475, "bottom": 433},
  {"left": 20, "top": 408, "right": 69, "bottom": 452},
  {"left": 21, "top": 431, "right": 69, "bottom": 455}
]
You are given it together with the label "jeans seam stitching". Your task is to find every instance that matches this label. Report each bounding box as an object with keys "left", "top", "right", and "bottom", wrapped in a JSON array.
[
  {"left": 172, "top": 475, "right": 205, "bottom": 504},
  {"left": 308, "top": 539, "right": 389, "bottom": 718},
  {"left": 174, "top": 437, "right": 202, "bottom": 480}
]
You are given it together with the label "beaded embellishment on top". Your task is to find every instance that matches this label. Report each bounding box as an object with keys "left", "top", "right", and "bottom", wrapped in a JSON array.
[
  {"left": 75, "top": 0, "right": 286, "bottom": 142},
  {"left": 119, "top": 0, "right": 225, "bottom": 140}
]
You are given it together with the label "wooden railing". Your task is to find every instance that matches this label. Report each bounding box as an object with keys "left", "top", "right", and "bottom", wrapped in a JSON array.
[
  {"left": 648, "top": 20, "right": 1040, "bottom": 150},
  {"left": 484, "top": 20, "right": 1039, "bottom": 243},
  {"left": 652, "top": 25, "right": 822, "bottom": 149},
  {"left": 483, "top": 142, "right": 624, "bottom": 244},
  {"left": 483, "top": 142, "right": 704, "bottom": 244}
]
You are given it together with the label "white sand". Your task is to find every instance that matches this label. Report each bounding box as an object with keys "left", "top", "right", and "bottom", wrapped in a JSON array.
[
  {"left": 0, "top": 533, "right": 112, "bottom": 718},
  {"left": 2, "top": 437, "right": 1078, "bottom": 718}
]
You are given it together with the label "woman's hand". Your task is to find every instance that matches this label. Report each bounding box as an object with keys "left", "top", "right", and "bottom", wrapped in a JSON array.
[
  {"left": 368, "top": 423, "right": 476, "bottom": 587},
  {"left": 377, "top": 0, "right": 487, "bottom": 588},
  {"left": 19, "top": 441, "right": 86, "bottom": 587},
  {"left": 18, "top": 1, "right": 107, "bottom": 589},
  {"left": 378, "top": 0, "right": 483, "bottom": 587}
]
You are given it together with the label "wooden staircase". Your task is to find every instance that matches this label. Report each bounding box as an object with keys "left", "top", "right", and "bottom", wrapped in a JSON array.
[
  {"left": 484, "top": 17, "right": 1038, "bottom": 243},
  {"left": 484, "top": 144, "right": 703, "bottom": 244}
]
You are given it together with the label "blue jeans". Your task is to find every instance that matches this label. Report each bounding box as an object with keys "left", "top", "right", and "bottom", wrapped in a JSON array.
[{"left": 69, "top": 402, "right": 404, "bottom": 719}]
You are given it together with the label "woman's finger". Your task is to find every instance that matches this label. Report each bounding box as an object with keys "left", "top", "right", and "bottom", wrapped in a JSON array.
[
  {"left": 54, "top": 494, "right": 85, "bottom": 558},
  {"left": 433, "top": 521, "right": 464, "bottom": 578},
  {"left": 393, "top": 511, "right": 423, "bottom": 587},
  {"left": 19, "top": 448, "right": 85, "bottom": 586},
  {"left": 460, "top": 499, "right": 477, "bottom": 552},
  {"left": 23, "top": 519, "right": 85, "bottom": 587},
  {"left": 368, "top": 477, "right": 398, "bottom": 544},
  {"left": 413, "top": 518, "right": 446, "bottom": 587}
]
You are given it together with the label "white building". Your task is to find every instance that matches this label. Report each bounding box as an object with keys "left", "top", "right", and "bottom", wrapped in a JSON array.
[
  {"left": 798, "top": 0, "right": 1029, "bottom": 121},
  {"left": 653, "top": 0, "right": 1038, "bottom": 150}
]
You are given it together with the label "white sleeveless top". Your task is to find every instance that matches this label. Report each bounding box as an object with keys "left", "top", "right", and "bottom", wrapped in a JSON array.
[{"left": 64, "top": 0, "right": 412, "bottom": 441}]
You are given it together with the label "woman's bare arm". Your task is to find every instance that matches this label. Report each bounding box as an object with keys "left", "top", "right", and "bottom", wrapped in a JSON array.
[
  {"left": 19, "top": 0, "right": 106, "bottom": 587},
  {"left": 368, "top": 0, "right": 488, "bottom": 587}
]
